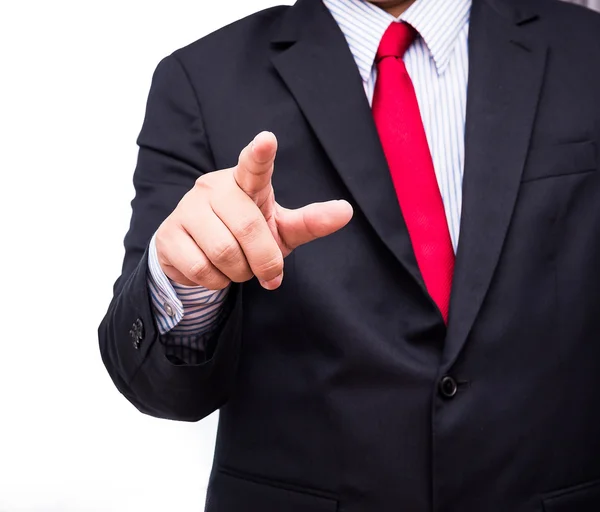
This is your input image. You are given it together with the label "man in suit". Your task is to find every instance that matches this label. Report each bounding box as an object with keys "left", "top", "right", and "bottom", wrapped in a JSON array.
[{"left": 99, "top": 0, "right": 600, "bottom": 510}]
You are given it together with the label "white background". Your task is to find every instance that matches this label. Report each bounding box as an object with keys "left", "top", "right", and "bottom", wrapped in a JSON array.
[{"left": 0, "top": 1, "right": 291, "bottom": 511}]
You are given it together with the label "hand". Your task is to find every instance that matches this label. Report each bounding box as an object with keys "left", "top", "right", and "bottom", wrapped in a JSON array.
[{"left": 155, "top": 131, "right": 354, "bottom": 290}]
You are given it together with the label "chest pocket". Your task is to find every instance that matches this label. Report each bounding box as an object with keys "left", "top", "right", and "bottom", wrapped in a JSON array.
[{"left": 522, "top": 140, "right": 596, "bottom": 182}]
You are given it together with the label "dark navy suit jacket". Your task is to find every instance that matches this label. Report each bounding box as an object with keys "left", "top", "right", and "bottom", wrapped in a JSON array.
[{"left": 100, "top": 0, "right": 600, "bottom": 510}]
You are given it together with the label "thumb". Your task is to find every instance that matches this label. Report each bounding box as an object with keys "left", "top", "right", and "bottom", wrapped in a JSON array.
[
  {"left": 276, "top": 200, "right": 354, "bottom": 253},
  {"left": 233, "top": 131, "right": 277, "bottom": 203}
]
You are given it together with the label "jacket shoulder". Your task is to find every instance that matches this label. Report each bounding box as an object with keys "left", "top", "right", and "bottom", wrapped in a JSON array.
[
  {"left": 170, "top": 6, "right": 289, "bottom": 67},
  {"left": 534, "top": 0, "right": 600, "bottom": 30},
  {"left": 518, "top": 0, "right": 600, "bottom": 56}
]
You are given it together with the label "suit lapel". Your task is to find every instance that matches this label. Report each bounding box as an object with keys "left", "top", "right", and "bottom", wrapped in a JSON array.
[
  {"left": 270, "top": 0, "right": 431, "bottom": 304},
  {"left": 443, "top": 0, "right": 548, "bottom": 366}
]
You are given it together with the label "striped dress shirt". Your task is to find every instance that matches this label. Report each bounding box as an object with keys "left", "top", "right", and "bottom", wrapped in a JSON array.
[{"left": 148, "top": 0, "right": 472, "bottom": 358}]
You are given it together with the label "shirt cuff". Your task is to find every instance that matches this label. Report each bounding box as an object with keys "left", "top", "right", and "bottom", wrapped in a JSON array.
[
  {"left": 147, "top": 234, "right": 185, "bottom": 334},
  {"left": 147, "top": 233, "right": 230, "bottom": 336}
]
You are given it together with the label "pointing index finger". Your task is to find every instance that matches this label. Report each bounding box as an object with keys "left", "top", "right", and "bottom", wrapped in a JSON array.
[{"left": 234, "top": 131, "right": 278, "bottom": 202}]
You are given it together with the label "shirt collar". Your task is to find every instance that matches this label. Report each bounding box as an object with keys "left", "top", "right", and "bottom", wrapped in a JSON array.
[{"left": 323, "top": 0, "right": 472, "bottom": 80}]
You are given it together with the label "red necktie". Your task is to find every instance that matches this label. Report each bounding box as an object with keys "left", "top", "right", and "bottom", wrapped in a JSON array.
[{"left": 372, "top": 22, "right": 455, "bottom": 322}]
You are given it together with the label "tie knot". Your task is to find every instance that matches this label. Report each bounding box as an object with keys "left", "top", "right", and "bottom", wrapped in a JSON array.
[{"left": 376, "top": 22, "right": 417, "bottom": 62}]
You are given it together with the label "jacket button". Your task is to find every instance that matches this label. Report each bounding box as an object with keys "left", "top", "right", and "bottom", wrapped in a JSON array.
[{"left": 439, "top": 376, "right": 458, "bottom": 398}]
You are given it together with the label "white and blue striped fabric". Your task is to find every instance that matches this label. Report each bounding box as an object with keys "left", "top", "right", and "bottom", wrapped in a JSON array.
[
  {"left": 148, "top": 235, "right": 229, "bottom": 353},
  {"left": 148, "top": 0, "right": 472, "bottom": 346}
]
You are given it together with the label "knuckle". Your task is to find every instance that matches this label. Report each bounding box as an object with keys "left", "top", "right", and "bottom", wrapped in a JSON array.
[
  {"left": 194, "top": 172, "right": 218, "bottom": 193},
  {"left": 235, "top": 215, "right": 264, "bottom": 242},
  {"left": 155, "top": 221, "right": 176, "bottom": 260},
  {"left": 206, "top": 275, "right": 232, "bottom": 291},
  {"left": 208, "top": 240, "right": 241, "bottom": 266},
  {"left": 253, "top": 254, "right": 284, "bottom": 281},
  {"left": 195, "top": 169, "right": 230, "bottom": 189},
  {"left": 154, "top": 227, "right": 167, "bottom": 254},
  {"left": 194, "top": 174, "right": 208, "bottom": 189},
  {"left": 188, "top": 259, "right": 231, "bottom": 290},
  {"left": 188, "top": 259, "right": 213, "bottom": 283},
  {"left": 193, "top": 176, "right": 212, "bottom": 196}
]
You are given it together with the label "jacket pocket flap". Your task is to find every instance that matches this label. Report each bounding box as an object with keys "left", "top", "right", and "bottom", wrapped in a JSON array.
[
  {"left": 206, "top": 468, "right": 338, "bottom": 512},
  {"left": 543, "top": 478, "right": 600, "bottom": 512},
  {"left": 522, "top": 140, "right": 596, "bottom": 182}
]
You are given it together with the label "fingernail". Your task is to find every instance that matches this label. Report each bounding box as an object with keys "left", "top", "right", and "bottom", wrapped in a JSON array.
[
  {"left": 253, "top": 131, "right": 274, "bottom": 146},
  {"left": 259, "top": 273, "right": 283, "bottom": 291},
  {"left": 251, "top": 133, "right": 261, "bottom": 151}
]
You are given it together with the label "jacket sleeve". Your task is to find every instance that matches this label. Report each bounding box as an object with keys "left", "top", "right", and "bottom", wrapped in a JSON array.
[{"left": 98, "top": 53, "right": 243, "bottom": 422}]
